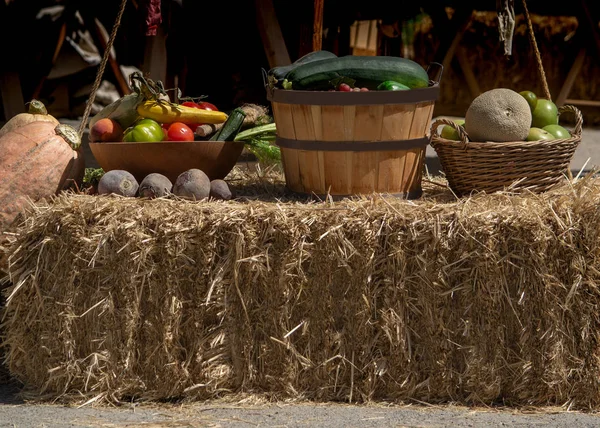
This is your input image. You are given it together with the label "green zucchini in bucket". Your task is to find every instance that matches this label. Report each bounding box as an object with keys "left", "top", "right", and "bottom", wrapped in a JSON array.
[
  {"left": 283, "top": 55, "right": 430, "bottom": 91},
  {"left": 267, "top": 50, "right": 338, "bottom": 87}
]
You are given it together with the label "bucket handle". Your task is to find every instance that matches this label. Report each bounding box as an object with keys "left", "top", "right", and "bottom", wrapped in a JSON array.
[
  {"left": 262, "top": 67, "right": 276, "bottom": 100},
  {"left": 427, "top": 62, "right": 443, "bottom": 86}
]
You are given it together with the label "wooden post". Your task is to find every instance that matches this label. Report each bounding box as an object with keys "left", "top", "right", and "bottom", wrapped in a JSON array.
[
  {"left": 142, "top": 25, "right": 168, "bottom": 84},
  {"left": 255, "top": 0, "right": 291, "bottom": 68},
  {"left": 313, "top": 0, "right": 324, "bottom": 51}
]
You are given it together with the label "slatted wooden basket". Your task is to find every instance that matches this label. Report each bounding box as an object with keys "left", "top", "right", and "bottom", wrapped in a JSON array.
[
  {"left": 266, "top": 66, "right": 442, "bottom": 200},
  {"left": 429, "top": 104, "right": 583, "bottom": 195}
]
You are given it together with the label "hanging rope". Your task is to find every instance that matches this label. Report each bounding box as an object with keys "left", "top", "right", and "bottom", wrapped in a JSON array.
[
  {"left": 521, "top": 0, "right": 551, "bottom": 101},
  {"left": 78, "top": 0, "right": 129, "bottom": 137}
]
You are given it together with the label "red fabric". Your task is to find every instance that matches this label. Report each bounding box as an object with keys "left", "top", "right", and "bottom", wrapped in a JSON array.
[{"left": 142, "top": 0, "right": 162, "bottom": 36}]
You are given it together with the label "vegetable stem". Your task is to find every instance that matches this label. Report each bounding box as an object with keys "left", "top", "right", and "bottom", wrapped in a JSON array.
[{"left": 234, "top": 123, "right": 277, "bottom": 142}]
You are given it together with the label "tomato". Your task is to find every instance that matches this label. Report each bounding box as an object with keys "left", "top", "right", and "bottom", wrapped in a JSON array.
[
  {"left": 180, "top": 101, "right": 219, "bottom": 131},
  {"left": 196, "top": 101, "right": 218, "bottom": 111},
  {"left": 181, "top": 101, "right": 219, "bottom": 111},
  {"left": 181, "top": 101, "right": 201, "bottom": 109},
  {"left": 165, "top": 122, "right": 194, "bottom": 141}
]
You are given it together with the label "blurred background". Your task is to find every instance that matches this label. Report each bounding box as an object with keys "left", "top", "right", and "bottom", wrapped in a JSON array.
[{"left": 0, "top": 0, "right": 599, "bottom": 126}]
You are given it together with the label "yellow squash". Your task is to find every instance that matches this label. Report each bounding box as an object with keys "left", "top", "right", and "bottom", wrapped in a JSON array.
[{"left": 137, "top": 101, "right": 228, "bottom": 125}]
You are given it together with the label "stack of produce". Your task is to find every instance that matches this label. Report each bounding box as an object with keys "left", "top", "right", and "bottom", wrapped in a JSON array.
[
  {"left": 430, "top": 86, "right": 582, "bottom": 196},
  {"left": 94, "top": 168, "right": 233, "bottom": 201},
  {"left": 267, "top": 50, "right": 431, "bottom": 92},
  {"left": 439, "top": 88, "right": 572, "bottom": 143},
  {"left": 89, "top": 72, "right": 280, "bottom": 164}
]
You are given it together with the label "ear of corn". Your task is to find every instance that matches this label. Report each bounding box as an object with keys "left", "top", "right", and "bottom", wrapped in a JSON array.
[
  {"left": 137, "top": 101, "right": 228, "bottom": 125},
  {"left": 89, "top": 93, "right": 143, "bottom": 130}
]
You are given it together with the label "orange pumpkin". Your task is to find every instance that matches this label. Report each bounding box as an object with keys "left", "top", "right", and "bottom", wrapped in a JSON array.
[{"left": 0, "top": 121, "right": 85, "bottom": 254}]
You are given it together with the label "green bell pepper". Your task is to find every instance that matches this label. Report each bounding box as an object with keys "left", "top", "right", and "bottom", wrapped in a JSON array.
[
  {"left": 123, "top": 118, "right": 165, "bottom": 142},
  {"left": 377, "top": 81, "right": 410, "bottom": 91}
]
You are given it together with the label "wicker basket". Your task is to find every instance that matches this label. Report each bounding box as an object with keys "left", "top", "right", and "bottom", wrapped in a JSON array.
[{"left": 429, "top": 104, "right": 583, "bottom": 195}]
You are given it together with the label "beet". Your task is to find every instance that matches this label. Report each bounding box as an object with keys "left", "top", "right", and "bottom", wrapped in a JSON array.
[
  {"left": 209, "top": 179, "right": 233, "bottom": 201},
  {"left": 97, "top": 170, "right": 139, "bottom": 197},
  {"left": 172, "top": 169, "right": 210, "bottom": 200},
  {"left": 139, "top": 173, "right": 173, "bottom": 199}
]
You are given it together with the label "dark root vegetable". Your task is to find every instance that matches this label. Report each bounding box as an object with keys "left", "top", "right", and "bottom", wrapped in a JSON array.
[
  {"left": 139, "top": 173, "right": 173, "bottom": 199},
  {"left": 173, "top": 169, "right": 210, "bottom": 200},
  {"left": 209, "top": 179, "right": 233, "bottom": 201},
  {"left": 98, "top": 170, "right": 139, "bottom": 197}
]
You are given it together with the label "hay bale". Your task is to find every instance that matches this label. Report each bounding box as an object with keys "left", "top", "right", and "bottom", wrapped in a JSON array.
[{"left": 3, "top": 169, "right": 600, "bottom": 409}]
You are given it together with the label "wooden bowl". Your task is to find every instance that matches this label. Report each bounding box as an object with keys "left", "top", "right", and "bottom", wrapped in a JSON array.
[{"left": 89, "top": 140, "right": 245, "bottom": 183}]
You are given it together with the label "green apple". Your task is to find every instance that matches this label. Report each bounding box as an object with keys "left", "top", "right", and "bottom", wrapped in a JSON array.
[
  {"left": 440, "top": 119, "right": 465, "bottom": 141},
  {"left": 519, "top": 90, "right": 538, "bottom": 113},
  {"left": 531, "top": 99, "right": 559, "bottom": 128},
  {"left": 542, "top": 124, "right": 571, "bottom": 139},
  {"left": 526, "top": 127, "right": 554, "bottom": 141}
]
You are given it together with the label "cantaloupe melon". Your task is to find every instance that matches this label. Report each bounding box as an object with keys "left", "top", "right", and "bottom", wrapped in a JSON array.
[{"left": 465, "top": 88, "right": 532, "bottom": 142}]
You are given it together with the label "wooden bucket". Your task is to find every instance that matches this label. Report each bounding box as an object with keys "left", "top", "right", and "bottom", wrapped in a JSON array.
[{"left": 266, "top": 67, "right": 441, "bottom": 199}]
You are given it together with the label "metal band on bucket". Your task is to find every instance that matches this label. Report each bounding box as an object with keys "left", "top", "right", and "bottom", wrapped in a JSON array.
[
  {"left": 267, "top": 85, "right": 440, "bottom": 106},
  {"left": 276, "top": 136, "right": 430, "bottom": 152},
  {"left": 263, "top": 62, "right": 444, "bottom": 106}
]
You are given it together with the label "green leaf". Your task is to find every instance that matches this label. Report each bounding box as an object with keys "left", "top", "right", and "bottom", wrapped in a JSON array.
[{"left": 83, "top": 168, "right": 104, "bottom": 187}]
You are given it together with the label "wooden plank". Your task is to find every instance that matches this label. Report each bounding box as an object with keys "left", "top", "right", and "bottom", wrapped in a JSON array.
[
  {"left": 92, "top": 18, "right": 131, "bottom": 96},
  {"left": 429, "top": 6, "right": 474, "bottom": 66},
  {"left": 31, "top": 22, "right": 67, "bottom": 100},
  {"left": 321, "top": 105, "right": 350, "bottom": 195},
  {"left": 0, "top": 72, "right": 25, "bottom": 121},
  {"left": 312, "top": 0, "right": 324, "bottom": 51},
  {"left": 292, "top": 104, "right": 325, "bottom": 194},
  {"left": 351, "top": 105, "right": 383, "bottom": 193},
  {"left": 456, "top": 46, "right": 480, "bottom": 99},
  {"left": 143, "top": 25, "right": 168, "bottom": 84},
  {"left": 564, "top": 99, "right": 600, "bottom": 107},
  {"left": 255, "top": 0, "right": 291, "bottom": 68},
  {"left": 556, "top": 48, "right": 586, "bottom": 107}
]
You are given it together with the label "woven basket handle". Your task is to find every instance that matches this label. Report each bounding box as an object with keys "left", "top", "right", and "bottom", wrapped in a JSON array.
[
  {"left": 558, "top": 104, "right": 583, "bottom": 137},
  {"left": 430, "top": 118, "right": 469, "bottom": 146}
]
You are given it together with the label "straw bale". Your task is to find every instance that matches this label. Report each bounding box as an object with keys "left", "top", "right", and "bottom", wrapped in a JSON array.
[{"left": 3, "top": 167, "right": 600, "bottom": 409}]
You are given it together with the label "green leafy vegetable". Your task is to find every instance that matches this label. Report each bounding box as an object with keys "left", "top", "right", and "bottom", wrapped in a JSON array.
[
  {"left": 245, "top": 139, "right": 281, "bottom": 164},
  {"left": 234, "top": 123, "right": 280, "bottom": 164},
  {"left": 83, "top": 168, "right": 105, "bottom": 188}
]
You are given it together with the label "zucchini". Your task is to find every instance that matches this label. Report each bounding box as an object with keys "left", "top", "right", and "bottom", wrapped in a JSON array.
[
  {"left": 210, "top": 107, "right": 246, "bottom": 141},
  {"left": 377, "top": 80, "right": 410, "bottom": 91},
  {"left": 284, "top": 55, "right": 430, "bottom": 91},
  {"left": 268, "top": 50, "right": 338, "bottom": 87}
]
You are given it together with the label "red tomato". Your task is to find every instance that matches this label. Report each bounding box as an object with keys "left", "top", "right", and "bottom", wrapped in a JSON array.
[
  {"left": 166, "top": 122, "right": 194, "bottom": 141},
  {"left": 180, "top": 101, "right": 219, "bottom": 131},
  {"left": 196, "top": 101, "right": 218, "bottom": 111},
  {"left": 181, "top": 101, "right": 201, "bottom": 109},
  {"left": 181, "top": 101, "right": 219, "bottom": 111}
]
